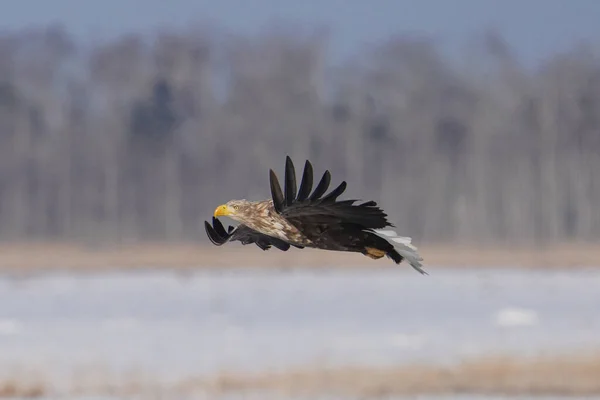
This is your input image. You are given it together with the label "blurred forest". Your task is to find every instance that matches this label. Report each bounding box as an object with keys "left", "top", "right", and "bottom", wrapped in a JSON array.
[{"left": 0, "top": 24, "right": 599, "bottom": 245}]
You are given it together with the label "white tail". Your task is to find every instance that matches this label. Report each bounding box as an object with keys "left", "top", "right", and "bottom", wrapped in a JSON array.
[{"left": 373, "top": 229, "right": 427, "bottom": 275}]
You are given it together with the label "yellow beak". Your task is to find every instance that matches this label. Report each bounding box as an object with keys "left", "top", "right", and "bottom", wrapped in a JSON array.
[{"left": 214, "top": 204, "right": 230, "bottom": 217}]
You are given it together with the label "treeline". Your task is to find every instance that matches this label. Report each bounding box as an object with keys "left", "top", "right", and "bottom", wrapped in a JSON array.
[{"left": 0, "top": 24, "right": 599, "bottom": 245}]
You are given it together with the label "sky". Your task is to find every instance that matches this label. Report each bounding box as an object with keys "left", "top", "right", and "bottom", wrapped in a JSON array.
[{"left": 1, "top": 0, "right": 600, "bottom": 66}]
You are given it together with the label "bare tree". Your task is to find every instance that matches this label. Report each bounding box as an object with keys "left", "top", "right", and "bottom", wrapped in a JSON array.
[{"left": 0, "top": 24, "right": 598, "bottom": 245}]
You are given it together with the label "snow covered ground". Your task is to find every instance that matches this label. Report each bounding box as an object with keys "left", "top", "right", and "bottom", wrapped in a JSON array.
[{"left": 0, "top": 265, "right": 599, "bottom": 398}]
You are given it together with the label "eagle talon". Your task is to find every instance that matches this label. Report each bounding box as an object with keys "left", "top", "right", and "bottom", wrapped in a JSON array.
[{"left": 363, "top": 247, "right": 386, "bottom": 259}]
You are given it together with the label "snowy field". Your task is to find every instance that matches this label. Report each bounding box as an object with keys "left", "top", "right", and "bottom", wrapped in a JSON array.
[{"left": 1, "top": 265, "right": 599, "bottom": 398}]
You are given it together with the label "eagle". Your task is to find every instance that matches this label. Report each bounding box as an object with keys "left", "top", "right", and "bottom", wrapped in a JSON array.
[{"left": 204, "top": 157, "right": 426, "bottom": 274}]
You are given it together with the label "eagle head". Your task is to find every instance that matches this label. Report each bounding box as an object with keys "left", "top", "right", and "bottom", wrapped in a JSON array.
[{"left": 213, "top": 199, "right": 252, "bottom": 222}]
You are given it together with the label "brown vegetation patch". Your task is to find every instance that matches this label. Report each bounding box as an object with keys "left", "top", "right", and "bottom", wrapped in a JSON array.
[
  {"left": 188, "top": 352, "right": 600, "bottom": 398},
  {"left": 2, "top": 352, "right": 600, "bottom": 398},
  {"left": 0, "top": 242, "right": 598, "bottom": 274},
  {"left": 0, "top": 379, "right": 45, "bottom": 398}
]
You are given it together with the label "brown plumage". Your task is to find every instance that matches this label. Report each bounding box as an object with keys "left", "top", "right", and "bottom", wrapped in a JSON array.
[{"left": 205, "top": 157, "right": 426, "bottom": 274}]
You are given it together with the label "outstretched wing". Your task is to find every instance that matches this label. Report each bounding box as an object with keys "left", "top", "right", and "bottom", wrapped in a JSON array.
[
  {"left": 204, "top": 217, "right": 294, "bottom": 251},
  {"left": 269, "top": 156, "right": 393, "bottom": 230}
]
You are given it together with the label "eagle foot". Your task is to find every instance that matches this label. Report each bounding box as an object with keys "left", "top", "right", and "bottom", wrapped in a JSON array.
[{"left": 363, "top": 247, "right": 386, "bottom": 259}]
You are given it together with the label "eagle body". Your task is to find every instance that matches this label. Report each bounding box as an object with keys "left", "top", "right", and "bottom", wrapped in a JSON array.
[
  {"left": 205, "top": 157, "right": 426, "bottom": 274},
  {"left": 215, "top": 199, "right": 311, "bottom": 246}
]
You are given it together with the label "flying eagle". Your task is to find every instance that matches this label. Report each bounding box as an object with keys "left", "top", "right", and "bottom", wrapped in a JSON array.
[{"left": 204, "top": 157, "right": 426, "bottom": 274}]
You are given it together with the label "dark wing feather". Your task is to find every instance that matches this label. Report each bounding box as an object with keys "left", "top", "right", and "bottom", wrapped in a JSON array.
[
  {"left": 269, "top": 157, "right": 393, "bottom": 231},
  {"left": 309, "top": 170, "right": 331, "bottom": 201},
  {"left": 320, "top": 181, "right": 347, "bottom": 203},
  {"left": 270, "top": 169, "right": 285, "bottom": 213},
  {"left": 204, "top": 216, "right": 232, "bottom": 245},
  {"left": 296, "top": 160, "right": 313, "bottom": 201},
  {"left": 281, "top": 200, "right": 391, "bottom": 229},
  {"left": 284, "top": 156, "right": 297, "bottom": 207},
  {"left": 205, "top": 217, "right": 292, "bottom": 251}
]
